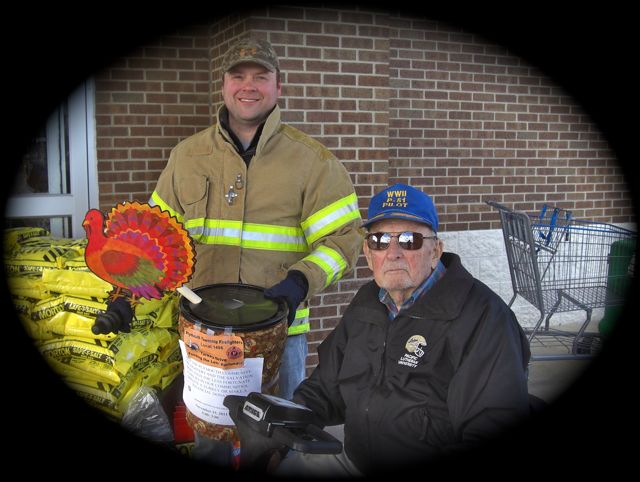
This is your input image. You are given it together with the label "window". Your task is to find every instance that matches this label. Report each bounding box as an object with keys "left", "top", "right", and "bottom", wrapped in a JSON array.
[{"left": 5, "top": 80, "right": 98, "bottom": 238}]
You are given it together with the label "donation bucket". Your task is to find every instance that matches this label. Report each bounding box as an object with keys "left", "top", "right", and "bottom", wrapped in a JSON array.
[{"left": 178, "top": 283, "right": 288, "bottom": 442}]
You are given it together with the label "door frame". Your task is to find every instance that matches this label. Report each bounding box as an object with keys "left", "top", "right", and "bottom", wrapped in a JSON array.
[{"left": 5, "top": 79, "right": 98, "bottom": 238}]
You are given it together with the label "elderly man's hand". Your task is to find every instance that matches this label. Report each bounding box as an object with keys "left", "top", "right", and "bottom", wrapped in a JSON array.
[{"left": 224, "top": 395, "right": 289, "bottom": 472}]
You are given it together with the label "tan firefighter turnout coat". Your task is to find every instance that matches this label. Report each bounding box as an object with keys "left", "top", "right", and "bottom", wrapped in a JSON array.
[{"left": 150, "top": 106, "right": 363, "bottom": 335}]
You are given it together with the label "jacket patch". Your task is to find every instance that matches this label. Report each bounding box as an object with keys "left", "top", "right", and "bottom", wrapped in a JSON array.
[{"left": 398, "top": 335, "right": 427, "bottom": 368}]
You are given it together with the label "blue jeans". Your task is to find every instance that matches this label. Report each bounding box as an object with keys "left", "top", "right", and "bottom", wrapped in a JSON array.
[{"left": 278, "top": 334, "right": 308, "bottom": 400}]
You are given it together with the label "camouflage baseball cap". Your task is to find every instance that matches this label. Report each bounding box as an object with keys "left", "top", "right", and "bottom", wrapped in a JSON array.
[{"left": 221, "top": 38, "right": 279, "bottom": 73}]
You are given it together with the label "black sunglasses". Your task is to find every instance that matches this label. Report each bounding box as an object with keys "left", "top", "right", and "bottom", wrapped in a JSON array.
[{"left": 365, "top": 231, "right": 437, "bottom": 251}]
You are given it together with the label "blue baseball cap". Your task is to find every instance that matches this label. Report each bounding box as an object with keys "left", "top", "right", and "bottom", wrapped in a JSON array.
[{"left": 363, "top": 183, "right": 439, "bottom": 233}]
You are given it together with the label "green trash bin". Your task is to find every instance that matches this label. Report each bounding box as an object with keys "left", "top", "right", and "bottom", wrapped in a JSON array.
[{"left": 599, "top": 239, "right": 635, "bottom": 337}]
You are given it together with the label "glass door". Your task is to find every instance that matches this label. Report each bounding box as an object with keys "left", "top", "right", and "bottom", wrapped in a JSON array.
[{"left": 5, "top": 80, "right": 98, "bottom": 238}]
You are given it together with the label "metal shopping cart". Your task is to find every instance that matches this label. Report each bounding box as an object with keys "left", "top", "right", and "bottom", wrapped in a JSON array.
[{"left": 487, "top": 201, "right": 636, "bottom": 360}]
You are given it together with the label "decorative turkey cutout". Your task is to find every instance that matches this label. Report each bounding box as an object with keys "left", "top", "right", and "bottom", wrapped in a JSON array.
[{"left": 82, "top": 201, "right": 196, "bottom": 304}]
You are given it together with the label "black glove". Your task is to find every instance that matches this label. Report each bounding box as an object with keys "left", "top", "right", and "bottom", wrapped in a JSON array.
[
  {"left": 224, "top": 395, "right": 289, "bottom": 473},
  {"left": 264, "top": 270, "right": 308, "bottom": 326},
  {"left": 92, "top": 297, "right": 134, "bottom": 335}
]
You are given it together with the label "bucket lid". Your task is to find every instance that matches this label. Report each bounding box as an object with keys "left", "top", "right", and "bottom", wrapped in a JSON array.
[{"left": 179, "top": 283, "right": 287, "bottom": 331}]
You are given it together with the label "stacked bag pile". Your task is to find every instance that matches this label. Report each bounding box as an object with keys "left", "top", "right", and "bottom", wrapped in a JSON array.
[{"left": 4, "top": 227, "right": 183, "bottom": 420}]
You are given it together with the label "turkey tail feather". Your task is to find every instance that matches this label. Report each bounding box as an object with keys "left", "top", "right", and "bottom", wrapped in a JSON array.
[{"left": 106, "top": 202, "right": 195, "bottom": 292}]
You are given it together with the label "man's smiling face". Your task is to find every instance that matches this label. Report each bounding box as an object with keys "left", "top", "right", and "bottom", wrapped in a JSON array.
[{"left": 222, "top": 62, "right": 281, "bottom": 131}]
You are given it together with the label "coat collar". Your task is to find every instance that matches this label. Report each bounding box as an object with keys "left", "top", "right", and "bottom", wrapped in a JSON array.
[
  {"left": 184, "top": 105, "right": 282, "bottom": 157},
  {"left": 348, "top": 252, "right": 475, "bottom": 324},
  {"left": 406, "top": 252, "right": 475, "bottom": 321},
  {"left": 215, "top": 104, "right": 281, "bottom": 157}
]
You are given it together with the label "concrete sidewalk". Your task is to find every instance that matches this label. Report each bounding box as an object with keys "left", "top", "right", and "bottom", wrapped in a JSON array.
[
  {"left": 528, "top": 356, "right": 592, "bottom": 403},
  {"left": 527, "top": 319, "right": 602, "bottom": 403}
]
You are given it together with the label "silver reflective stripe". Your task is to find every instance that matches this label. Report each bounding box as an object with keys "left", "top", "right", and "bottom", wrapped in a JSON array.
[
  {"left": 288, "top": 307, "right": 310, "bottom": 335},
  {"left": 241, "top": 225, "right": 308, "bottom": 251},
  {"left": 302, "top": 193, "right": 360, "bottom": 244},
  {"left": 149, "top": 192, "right": 183, "bottom": 222},
  {"left": 182, "top": 220, "right": 308, "bottom": 252},
  {"left": 306, "top": 245, "right": 347, "bottom": 287},
  {"left": 303, "top": 201, "right": 358, "bottom": 239}
]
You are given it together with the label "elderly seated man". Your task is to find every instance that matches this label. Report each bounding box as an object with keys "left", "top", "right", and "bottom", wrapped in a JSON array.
[{"left": 277, "top": 183, "right": 531, "bottom": 477}]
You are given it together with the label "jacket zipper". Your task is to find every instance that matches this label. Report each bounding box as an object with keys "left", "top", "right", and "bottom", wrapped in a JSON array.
[{"left": 364, "top": 318, "right": 392, "bottom": 463}]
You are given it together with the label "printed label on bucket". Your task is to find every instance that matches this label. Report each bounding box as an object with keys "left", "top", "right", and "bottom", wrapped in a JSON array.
[
  {"left": 182, "top": 325, "right": 244, "bottom": 369},
  {"left": 179, "top": 340, "right": 263, "bottom": 425}
]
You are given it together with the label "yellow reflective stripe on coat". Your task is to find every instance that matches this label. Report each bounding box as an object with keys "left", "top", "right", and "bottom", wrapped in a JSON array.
[
  {"left": 304, "top": 245, "right": 348, "bottom": 288},
  {"left": 149, "top": 191, "right": 183, "bottom": 223},
  {"left": 301, "top": 193, "right": 361, "bottom": 245},
  {"left": 288, "top": 307, "right": 310, "bottom": 335},
  {"left": 181, "top": 219, "right": 308, "bottom": 251},
  {"left": 149, "top": 192, "right": 356, "bottom": 260},
  {"left": 184, "top": 218, "right": 243, "bottom": 245},
  {"left": 241, "top": 223, "right": 308, "bottom": 252}
]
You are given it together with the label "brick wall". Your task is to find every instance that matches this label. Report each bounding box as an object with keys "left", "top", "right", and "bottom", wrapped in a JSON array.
[
  {"left": 93, "top": 6, "right": 634, "bottom": 372},
  {"left": 94, "top": 24, "right": 212, "bottom": 208},
  {"left": 387, "top": 14, "right": 633, "bottom": 230}
]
